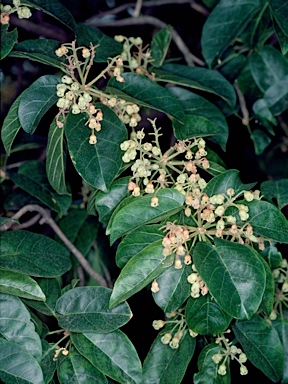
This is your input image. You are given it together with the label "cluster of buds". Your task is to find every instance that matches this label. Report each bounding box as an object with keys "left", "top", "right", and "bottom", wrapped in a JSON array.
[
  {"left": 161, "top": 222, "right": 191, "bottom": 269},
  {"left": 114, "top": 35, "right": 154, "bottom": 78},
  {"left": 1, "top": 0, "right": 31, "bottom": 24},
  {"left": 53, "top": 347, "right": 69, "bottom": 361},
  {"left": 270, "top": 258, "right": 288, "bottom": 320},
  {"left": 101, "top": 97, "right": 141, "bottom": 128},
  {"left": 213, "top": 331, "right": 248, "bottom": 376},
  {"left": 187, "top": 264, "right": 208, "bottom": 298}
]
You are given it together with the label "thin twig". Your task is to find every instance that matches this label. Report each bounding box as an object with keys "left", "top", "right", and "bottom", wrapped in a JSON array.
[
  {"left": 190, "top": 0, "right": 209, "bottom": 16},
  {"left": 77, "top": 265, "right": 86, "bottom": 286},
  {"left": 134, "top": 0, "right": 143, "bottom": 17},
  {"left": 85, "top": 15, "right": 204, "bottom": 66},
  {"left": 11, "top": 213, "right": 41, "bottom": 230},
  {"left": 0, "top": 205, "right": 108, "bottom": 287},
  {"left": 234, "top": 83, "right": 249, "bottom": 126}
]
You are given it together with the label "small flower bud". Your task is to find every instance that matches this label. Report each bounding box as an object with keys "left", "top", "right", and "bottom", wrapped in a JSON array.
[
  {"left": 152, "top": 147, "right": 161, "bottom": 156},
  {"left": 187, "top": 273, "right": 198, "bottom": 284},
  {"left": 215, "top": 205, "right": 225, "bottom": 217},
  {"left": 239, "top": 353, "right": 247, "bottom": 363},
  {"left": 283, "top": 282, "right": 288, "bottom": 292},
  {"left": 62, "top": 75, "right": 73, "bottom": 84},
  {"left": 244, "top": 191, "right": 254, "bottom": 202},
  {"left": 114, "top": 35, "right": 125, "bottom": 42},
  {"left": 184, "top": 254, "right": 192, "bottom": 265},
  {"left": 82, "top": 47, "right": 90, "bottom": 58},
  {"left": 239, "top": 210, "right": 249, "bottom": 221},
  {"left": 269, "top": 310, "right": 277, "bottom": 320},
  {"left": 151, "top": 196, "right": 159, "bottom": 207},
  {"left": 212, "top": 353, "right": 222, "bottom": 364},
  {"left": 230, "top": 345, "right": 238, "bottom": 354},
  {"left": 216, "top": 219, "right": 225, "bottom": 230},
  {"left": 169, "top": 337, "right": 180, "bottom": 349},
  {"left": 240, "top": 365, "right": 248, "bottom": 375},
  {"left": 161, "top": 333, "right": 172, "bottom": 344},
  {"left": 145, "top": 182, "right": 154, "bottom": 194},
  {"left": 132, "top": 186, "right": 140, "bottom": 197},
  {"left": 189, "top": 329, "right": 198, "bottom": 338},
  {"left": 17, "top": 6, "right": 32, "bottom": 19},
  {"left": 174, "top": 258, "right": 182, "bottom": 269},
  {"left": 226, "top": 188, "right": 235, "bottom": 197},
  {"left": 152, "top": 320, "right": 165, "bottom": 330},
  {"left": 226, "top": 215, "right": 236, "bottom": 224},
  {"left": 218, "top": 364, "right": 227, "bottom": 376},
  {"left": 72, "top": 104, "right": 80, "bottom": 114},
  {"left": 151, "top": 279, "right": 159, "bottom": 293},
  {"left": 89, "top": 134, "right": 97, "bottom": 144}
]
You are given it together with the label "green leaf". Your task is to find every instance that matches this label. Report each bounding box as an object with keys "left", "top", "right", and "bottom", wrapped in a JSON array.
[
  {"left": 274, "top": 21, "right": 288, "bottom": 55},
  {"left": 219, "top": 54, "right": 247, "bottom": 83},
  {"left": 152, "top": 265, "right": 191, "bottom": 313},
  {"left": 257, "top": 256, "right": 274, "bottom": 317},
  {"left": 238, "top": 62, "right": 263, "bottom": 99},
  {"left": 75, "top": 24, "right": 122, "bottom": 63},
  {"left": 232, "top": 315, "right": 284, "bottom": 382},
  {"left": 246, "top": 200, "right": 288, "bottom": 243},
  {"left": 71, "top": 330, "right": 142, "bottom": 384},
  {"left": 108, "top": 73, "right": 185, "bottom": 123},
  {"left": 46, "top": 118, "right": 68, "bottom": 195},
  {"left": 193, "top": 239, "right": 266, "bottom": 319},
  {"left": 201, "top": 0, "right": 260, "bottom": 67},
  {"left": 9, "top": 161, "right": 71, "bottom": 216},
  {"left": 30, "top": 312, "right": 49, "bottom": 338},
  {"left": 251, "top": 129, "right": 271, "bottom": 155},
  {"left": 116, "top": 224, "right": 163, "bottom": 268},
  {"left": 95, "top": 177, "right": 130, "bottom": 225},
  {"left": 261, "top": 179, "right": 288, "bottom": 209},
  {"left": 0, "top": 271, "right": 45, "bottom": 301},
  {"left": 55, "top": 287, "right": 132, "bottom": 333},
  {"left": 151, "top": 26, "right": 172, "bottom": 67},
  {"left": 249, "top": 46, "right": 288, "bottom": 92},
  {"left": 0, "top": 294, "right": 42, "bottom": 361},
  {"left": 57, "top": 349, "right": 107, "bottom": 384},
  {"left": 0, "top": 338, "right": 44, "bottom": 384},
  {"left": 0, "top": 230, "right": 71, "bottom": 277},
  {"left": 154, "top": 64, "right": 236, "bottom": 106},
  {"left": 204, "top": 169, "right": 256, "bottom": 196},
  {"left": 9, "top": 39, "right": 66, "bottom": 69},
  {"left": 110, "top": 240, "right": 174, "bottom": 307},
  {"left": 18, "top": 75, "right": 60, "bottom": 134},
  {"left": 65, "top": 104, "right": 127, "bottom": 192},
  {"left": 0, "top": 25, "right": 18, "bottom": 60},
  {"left": 22, "top": 0, "right": 76, "bottom": 30},
  {"left": 270, "top": 0, "right": 288, "bottom": 36},
  {"left": 273, "top": 310, "right": 288, "bottom": 384},
  {"left": 1, "top": 94, "right": 22, "bottom": 155},
  {"left": 107, "top": 188, "right": 185, "bottom": 244},
  {"left": 194, "top": 343, "right": 230, "bottom": 384},
  {"left": 41, "top": 340, "right": 56, "bottom": 384},
  {"left": 74, "top": 216, "right": 99, "bottom": 258},
  {"left": 260, "top": 243, "right": 283, "bottom": 269},
  {"left": 185, "top": 295, "right": 232, "bottom": 335},
  {"left": 142, "top": 330, "right": 195, "bottom": 384},
  {"left": 23, "top": 278, "right": 61, "bottom": 316},
  {"left": 170, "top": 87, "right": 229, "bottom": 150},
  {"left": 58, "top": 209, "right": 88, "bottom": 244}
]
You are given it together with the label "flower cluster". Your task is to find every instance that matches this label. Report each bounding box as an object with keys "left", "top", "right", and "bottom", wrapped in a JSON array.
[
  {"left": 187, "top": 264, "right": 209, "bottom": 298},
  {"left": 270, "top": 258, "right": 288, "bottom": 320},
  {"left": 101, "top": 97, "right": 141, "bottom": 128},
  {"left": 1, "top": 0, "right": 31, "bottom": 24}
]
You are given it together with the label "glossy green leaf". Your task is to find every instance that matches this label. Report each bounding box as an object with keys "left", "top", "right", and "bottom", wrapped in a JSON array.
[
  {"left": 261, "top": 179, "right": 288, "bottom": 209},
  {"left": 246, "top": 200, "right": 288, "bottom": 243},
  {"left": 18, "top": 75, "right": 60, "bottom": 134},
  {"left": 65, "top": 104, "right": 127, "bottom": 192},
  {"left": 1, "top": 94, "right": 22, "bottom": 156},
  {"left": 252, "top": 98, "right": 277, "bottom": 129},
  {"left": 58, "top": 209, "right": 88, "bottom": 244},
  {"left": 10, "top": 39, "right": 66, "bottom": 69},
  {"left": 273, "top": 310, "right": 288, "bottom": 384},
  {"left": 24, "top": 278, "right": 61, "bottom": 316},
  {"left": 110, "top": 240, "right": 174, "bottom": 307},
  {"left": 270, "top": 0, "right": 288, "bottom": 36},
  {"left": 74, "top": 216, "right": 99, "bottom": 258},
  {"left": 261, "top": 243, "right": 283, "bottom": 269},
  {"left": 46, "top": 118, "right": 68, "bottom": 195},
  {"left": 0, "top": 230, "right": 71, "bottom": 277},
  {"left": 30, "top": 312, "right": 49, "bottom": 338},
  {"left": 251, "top": 129, "right": 271, "bottom": 155},
  {"left": 201, "top": 0, "right": 260, "bottom": 67},
  {"left": 107, "top": 188, "right": 185, "bottom": 244},
  {"left": 0, "top": 25, "right": 18, "bottom": 60},
  {"left": 108, "top": 73, "right": 185, "bottom": 123},
  {"left": 9, "top": 161, "right": 71, "bottom": 216},
  {"left": 274, "top": 21, "right": 288, "bottom": 55},
  {"left": 0, "top": 271, "right": 45, "bottom": 301},
  {"left": 170, "top": 87, "right": 228, "bottom": 150},
  {"left": 71, "top": 330, "right": 142, "bottom": 384},
  {"left": 0, "top": 294, "right": 42, "bottom": 361},
  {"left": 22, "top": 0, "right": 76, "bottom": 30},
  {"left": 238, "top": 62, "right": 263, "bottom": 99},
  {"left": 142, "top": 330, "right": 195, "bottom": 384},
  {"left": 249, "top": 46, "right": 288, "bottom": 92},
  {"left": 257, "top": 256, "right": 274, "bottom": 317},
  {"left": 193, "top": 239, "right": 266, "bottom": 319},
  {"left": 151, "top": 26, "right": 172, "bottom": 67},
  {"left": 204, "top": 169, "right": 256, "bottom": 197},
  {"left": 95, "top": 177, "right": 130, "bottom": 225},
  {"left": 219, "top": 54, "right": 247, "bottom": 82},
  {"left": 116, "top": 224, "right": 163, "bottom": 268},
  {"left": 0, "top": 338, "right": 44, "bottom": 384},
  {"left": 155, "top": 64, "right": 236, "bottom": 106},
  {"left": 55, "top": 287, "right": 132, "bottom": 333},
  {"left": 185, "top": 295, "right": 232, "bottom": 335},
  {"left": 57, "top": 349, "right": 107, "bottom": 384},
  {"left": 194, "top": 343, "right": 230, "bottom": 384},
  {"left": 75, "top": 24, "right": 122, "bottom": 63},
  {"left": 232, "top": 315, "right": 284, "bottom": 382},
  {"left": 152, "top": 265, "right": 191, "bottom": 313},
  {"left": 41, "top": 340, "right": 56, "bottom": 384}
]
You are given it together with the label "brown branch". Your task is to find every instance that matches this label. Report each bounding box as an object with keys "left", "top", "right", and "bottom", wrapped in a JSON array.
[
  {"left": 134, "top": 0, "right": 143, "bottom": 17},
  {"left": 190, "top": 0, "right": 209, "bottom": 16},
  {"left": 0, "top": 205, "right": 108, "bottom": 287},
  {"left": 11, "top": 213, "right": 41, "bottom": 230},
  {"left": 234, "top": 82, "right": 249, "bottom": 126}
]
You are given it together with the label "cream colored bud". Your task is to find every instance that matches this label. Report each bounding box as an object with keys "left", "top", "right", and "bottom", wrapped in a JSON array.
[
  {"left": 240, "top": 365, "right": 248, "bottom": 375},
  {"left": 226, "top": 188, "right": 235, "bottom": 197},
  {"left": 215, "top": 206, "right": 225, "bottom": 217},
  {"left": 89, "top": 134, "right": 97, "bottom": 144},
  {"left": 244, "top": 191, "right": 254, "bottom": 202},
  {"left": 151, "top": 279, "right": 159, "bottom": 293},
  {"left": 184, "top": 254, "right": 192, "bottom": 265},
  {"left": 239, "top": 353, "right": 247, "bottom": 363},
  {"left": 161, "top": 333, "right": 172, "bottom": 344},
  {"left": 169, "top": 337, "right": 180, "bottom": 349},
  {"left": 174, "top": 258, "right": 182, "bottom": 269},
  {"left": 239, "top": 210, "right": 249, "bottom": 221},
  {"left": 218, "top": 364, "right": 227, "bottom": 376},
  {"left": 212, "top": 353, "right": 222, "bottom": 364},
  {"left": 132, "top": 186, "right": 140, "bottom": 197},
  {"left": 114, "top": 35, "right": 125, "bottom": 42},
  {"left": 152, "top": 320, "right": 165, "bottom": 330},
  {"left": 151, "top": 196, "right": 159, "bottom": 207}
]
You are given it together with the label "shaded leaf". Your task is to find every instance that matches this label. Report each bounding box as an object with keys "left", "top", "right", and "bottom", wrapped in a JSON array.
[
  {"left": 0, "top": 25, "right": 18, "bottom": 60},
  {"left": 261, "top": 179, "right": 288, "bottom": 209},
  {"left": 151, "top": 26, "right": 172, "bottom": 67},
  {"left": 41, "top": 340, "right": 56, "bottom": 384},
  {"left": 0, "top": 271, "right": 45, "bottom": 301},
  {"left": 55, "top": 287, "right": 132, "bottom": 333},
  {"left": 251, "top": 129, "right": 271, "bottom": 155},
  {"left": 1, "top": 94, "right": 22, "bottom": 156},
  {"left": 260, "top": 243, "right": 283, "bottom": 269},
  {"left": 71, "top": 330, "right": 142, "bottom": 384},
  {"left": 270, "top": 0, "right": 288, "bottom": 36},
  {"left": 274, "top": 20, "right": 288, "bottom": 55},
  {"left": 58, "top": 209, "right": 88, "bottom": 244},
  {"left": 273, "top": 310, "right": 288, "bottom": 384},
  {"left": 257, "top": 256, "right": 274, "bottom": 317}
]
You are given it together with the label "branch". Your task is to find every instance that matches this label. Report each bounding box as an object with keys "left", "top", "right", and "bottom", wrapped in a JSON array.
[
  {"left": 134, "top": 0, "right": 143, "bottom": 17},
  {"left": 0, "top": 205, "right": 108, "bottom": 287},
  {"left": 11, "top": 213, "right": 41, "bottom": 230},
  {"left": 85, "top": 15, "right": 204, "bottom": 66},
  {"left": 234, "top": 82, "right": 249, "bottom": 126}
]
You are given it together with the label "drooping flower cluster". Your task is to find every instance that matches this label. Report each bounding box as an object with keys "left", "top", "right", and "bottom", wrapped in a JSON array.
[
  {"left": 1, "top": 0, "right": 31, "bottom": 24},
  {"left": 187, "top": 264, "right": 209, "bottom": 298}
]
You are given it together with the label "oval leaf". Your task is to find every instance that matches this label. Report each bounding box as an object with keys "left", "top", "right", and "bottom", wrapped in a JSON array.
[
  {"left": 0, "top": 25, "right": 18, "bottom": 60},
  {"left": 0, "top": 271, "right": 45, "bottom": 301},
  {"left": 65, "top": 103, "right": 127, "bottom": 192},
  {"left": 261, "top": 179, "right": 288, "bottom": 210},
  {"left": 273, "top": 310, "right": 288, "bottom": 384},
  {"left": 1, "top": 94, "right": 22, "bottom": 156},
  {"left": 71, "top": 330, "right": 142, "bottom": 384},
  {"left": 193, "top": 239, "right": 266, "bottom": 319},
  {"left": 0, "top": 230, "right": 71, "bottom": 277},
  {"left": 18, "top": 75, "right": 60, "bottom": 134},
  {"left": 55, "top": 287, "right": 132, "bottom": 333},
  {"left": 232, "top": 315, "right": 284, "bottom": 382},
  {"left": 270, "top": 0, "right": 288, "bottom": 36},
  {"left": 41, "top": 340, "right": 56, "bottom": 384}
]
